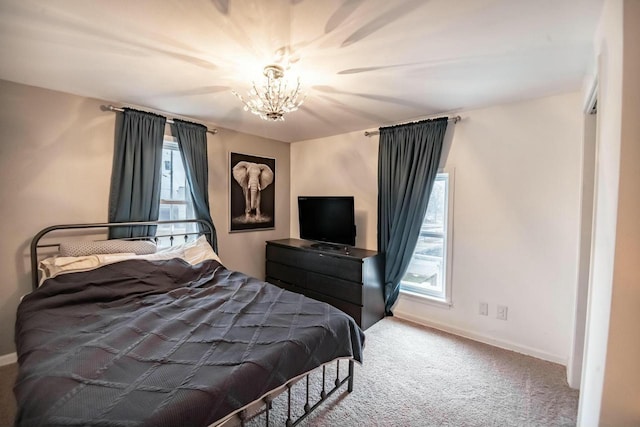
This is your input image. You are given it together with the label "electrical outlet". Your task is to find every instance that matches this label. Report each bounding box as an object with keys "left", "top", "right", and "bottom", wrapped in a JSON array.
[
  {"left": 479, "top": 302, "right": 488, "bottom": 316},
  {"left": 497, "top": 305, "right": 508, "bottom": 320}
]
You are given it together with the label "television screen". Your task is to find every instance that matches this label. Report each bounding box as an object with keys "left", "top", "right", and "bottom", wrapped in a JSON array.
[{"left": 298, "top": 196, "right": 356, "bottom": 246}]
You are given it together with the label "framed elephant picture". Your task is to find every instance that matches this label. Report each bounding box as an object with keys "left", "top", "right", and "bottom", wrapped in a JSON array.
[{"left": 229, "top": 152, "right": 276, "bottom": 232}]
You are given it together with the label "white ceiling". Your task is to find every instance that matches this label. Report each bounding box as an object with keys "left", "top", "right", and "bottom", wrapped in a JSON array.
[{"left": 0, "top": 0, "right": 603, "bottom": 142}]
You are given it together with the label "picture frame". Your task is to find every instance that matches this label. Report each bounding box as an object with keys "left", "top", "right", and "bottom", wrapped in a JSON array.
[{"left": 229, "top": 152, "right": 276, "bottom": 232}]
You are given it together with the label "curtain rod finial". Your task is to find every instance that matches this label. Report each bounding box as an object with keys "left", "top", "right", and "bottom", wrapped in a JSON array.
[{"left": 104, "top": 105, "right": 124, "bottom": 113}]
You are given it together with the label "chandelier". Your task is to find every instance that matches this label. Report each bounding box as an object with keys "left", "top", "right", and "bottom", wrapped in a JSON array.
[{"left": 232, "top": 64, "right": 305, "bottom": 121}]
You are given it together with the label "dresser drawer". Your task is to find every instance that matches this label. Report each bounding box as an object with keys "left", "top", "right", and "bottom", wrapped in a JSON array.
[
  {"left": 266, "top": 261, "right": 305, "bottom": 285},
  {"left": 304, "top": 271, "right": 362, "bottom": 306},
  {"left": 266, "top": 276, "right": 361, "bottom": 324},
  {"left": 300, "top": 287, "right": 362, "bottom": 325},
  {"left": 266, "top": 245, "right": 363, "bottom": 282},
  {"left": 265, "top": 277, "right": 300, "bottom": 294}
]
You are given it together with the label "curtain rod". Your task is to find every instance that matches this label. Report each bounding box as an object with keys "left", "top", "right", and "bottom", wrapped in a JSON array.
[
  {"left": 363, "top": 115, "right": 461, "bottom": 137},
  {"left": 106, "top": 105, "right": 218, "bottom": 135}
]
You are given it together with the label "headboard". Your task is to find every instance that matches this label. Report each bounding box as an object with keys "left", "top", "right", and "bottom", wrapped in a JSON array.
[{"left": 30, "top": 219, "right": 214, "bottom": 290}]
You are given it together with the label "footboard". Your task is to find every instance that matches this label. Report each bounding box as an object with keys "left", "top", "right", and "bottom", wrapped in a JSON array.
[{"left": 214, "top": 358, "right": 355, "bottom": 427}]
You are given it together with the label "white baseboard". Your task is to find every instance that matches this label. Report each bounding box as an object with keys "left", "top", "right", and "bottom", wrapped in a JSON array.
[
  {"left": 394, "top": 312, "right": 566, "bottom": 366},
  {"left": 0, "top": 352, "right": 17, "bottom": 366}
]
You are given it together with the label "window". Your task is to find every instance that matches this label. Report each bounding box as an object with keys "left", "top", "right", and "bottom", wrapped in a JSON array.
[
  {"left": 400, "top": 170, "right": 453, "bottom": 303},
  {"left": 157, "top": 138, "right": 195, "bottom": 243}
]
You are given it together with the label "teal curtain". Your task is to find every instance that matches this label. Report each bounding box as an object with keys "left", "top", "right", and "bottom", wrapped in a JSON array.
[
  {"left": 377, "top": 118, "right": 448, "bottom": 314},
  {"left": 108, "top": 108, "right": 166, "bottom": 238},
  {"left": 171, "top": 119, "right": 218, "bottom": 252}
]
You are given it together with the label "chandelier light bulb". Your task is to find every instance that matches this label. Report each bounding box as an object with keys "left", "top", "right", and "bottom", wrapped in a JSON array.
[{"left": 232, "top": 64, "right": 305, "bottom": 121}]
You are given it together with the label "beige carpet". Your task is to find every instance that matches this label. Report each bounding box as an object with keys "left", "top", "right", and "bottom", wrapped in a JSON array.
[
  {"left": 248, "top": 318, "right": 579, "bottom": 426},
  {"left": 1, "top": 318, "right": 578, "bottom": 426},
  {"left": 0, "top": 362, "right": 18, "bottom": 426}
]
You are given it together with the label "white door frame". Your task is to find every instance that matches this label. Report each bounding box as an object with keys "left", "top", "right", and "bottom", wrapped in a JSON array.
[{"left": 567, "top": 78, "right": 598, "bottom": 389}]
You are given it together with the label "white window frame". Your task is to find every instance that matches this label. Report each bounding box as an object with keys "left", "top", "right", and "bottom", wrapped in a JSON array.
[
  {"left": 157, "top": 137, "right": 196, "bottom": 240},
  {"left": 400, "top": 168, "right": 454, "bottom": 306}
]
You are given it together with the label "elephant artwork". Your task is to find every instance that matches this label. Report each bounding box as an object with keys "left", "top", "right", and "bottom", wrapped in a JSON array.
[{"left": 230, "top": 153, "right": 276, "bottom": 231}]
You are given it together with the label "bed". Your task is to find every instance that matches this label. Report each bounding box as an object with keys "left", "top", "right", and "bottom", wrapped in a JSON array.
[{"left": 15, "top": 220, "right": 364, "bottom": 426}]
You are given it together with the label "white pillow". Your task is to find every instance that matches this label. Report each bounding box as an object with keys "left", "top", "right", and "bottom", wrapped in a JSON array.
[
  {"left": 142, "top": 236, "right": 222, "bottom": 265},
  {"left": 59, "top": 240, "right": 157, "bottom": 257},
  {"left": 38, "top": 253, "right": 137, "bottom": 285},
  {"left": 39, "top": 236, "right": 221, "bottom": 285}
]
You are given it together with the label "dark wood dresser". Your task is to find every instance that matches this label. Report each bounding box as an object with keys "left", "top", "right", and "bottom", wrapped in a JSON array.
[{"left": 265, "top": 238, "right": 385, "bottom": 330}]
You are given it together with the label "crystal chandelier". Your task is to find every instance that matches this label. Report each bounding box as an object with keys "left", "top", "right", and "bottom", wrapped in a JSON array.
[{"left": 232, "top": 64, "right": 304, "bottom": 121}]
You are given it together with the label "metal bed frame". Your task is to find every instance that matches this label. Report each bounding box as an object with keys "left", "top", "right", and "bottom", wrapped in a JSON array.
[
  {"left": 29, "top": 219, "right": 356, "bottom": 426},
  {"left": 30, "top": 219, "right": 214, "bottom": 290},
  {"left": 215, "top": 358, "right": 354, "bottom": 427}
]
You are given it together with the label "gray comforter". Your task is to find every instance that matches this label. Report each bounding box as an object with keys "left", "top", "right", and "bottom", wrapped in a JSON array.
[{"left": 14, "top": 258, "right": 364, "bottom": 426}]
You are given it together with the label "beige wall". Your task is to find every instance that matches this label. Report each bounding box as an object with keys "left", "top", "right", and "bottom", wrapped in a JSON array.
[
  {"left": 210, "top": 129, "right": 291, "bottom": 279},
  {"left": 0, "top": 79, "right": 290, "bottom": 356},
  {"left": 291, "top": 92, "right": 584, "bottom": 364},
  {"left": 600, "top": 3, "right": 640, "bottom": 420},
  {"left": 601, "top": 0, "right": 640, "bottom": 417},
  {"left": 577, "top": 0, "right": 622, "bottom": 423},
  {"left": 0, "top": 81, "right": 114, "bottom": 356},
  {"left": 290, "top": 130, "right": 379, "bottom": 250},
  {"left": 579, "top": 0, "right": 640, "bottom": 424}
]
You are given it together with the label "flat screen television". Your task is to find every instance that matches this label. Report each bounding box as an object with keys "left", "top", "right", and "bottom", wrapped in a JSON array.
[{"left": 298, "top": 196, "right": 356, "bottom": 247}]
